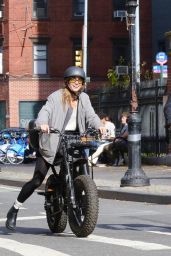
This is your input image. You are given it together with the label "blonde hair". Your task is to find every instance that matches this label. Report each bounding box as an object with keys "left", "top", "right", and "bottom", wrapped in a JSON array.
[
  {"left": 120, "top": 112, "right": 129, "bottom": 122},
  {"left": 121, "top": 112, "right": 129, "bottom": 118},
  {"left": 62, "top": 87, "right": 72, "bottom": 107}
]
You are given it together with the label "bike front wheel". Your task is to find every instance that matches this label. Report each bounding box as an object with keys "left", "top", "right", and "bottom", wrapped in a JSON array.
[
  {"left": 6, "top": 148, "right": 24, "bottom": 164},
  {"left": 68, "top": 175, "right": 99, "bottom": 237}
]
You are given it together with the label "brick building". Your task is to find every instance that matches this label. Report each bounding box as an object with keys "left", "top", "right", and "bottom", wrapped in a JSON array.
[{"left": 0, "top": 0, "right": 152, "bottom": 129}]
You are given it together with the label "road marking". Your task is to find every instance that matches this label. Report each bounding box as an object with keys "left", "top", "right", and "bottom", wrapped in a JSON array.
[
  {"left": 0, "top": 215, "right": 170, "bottom": 251},
  {"left": 0, "top": 185, "right": 21, "bottom": 191},
  {"left": 148, "top": 230, "right": 171, "bottom": 236},
  {"left": 0, "top": 215, "right": 46, "bottom": 222},
  {"left": 0, "top": 238, "right": 70, "bottom": 256},
  {"left": 80, "top": 234, "right": 171, "bottom": 251},
  {"left": 39, "top": 211, "right": 46, "bottom": 215}
]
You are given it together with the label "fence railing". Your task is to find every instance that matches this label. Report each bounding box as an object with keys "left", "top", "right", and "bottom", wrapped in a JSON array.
[{"left": 88, "top": 79, "right": 167, "bottom": 155}]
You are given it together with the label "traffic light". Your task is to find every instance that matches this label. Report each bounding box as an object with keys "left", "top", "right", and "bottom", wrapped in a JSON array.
[{"left": 75, "top": 50, "right": 83, "bottom": 67}]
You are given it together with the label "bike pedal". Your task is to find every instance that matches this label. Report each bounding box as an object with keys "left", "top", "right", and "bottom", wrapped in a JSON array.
[
  {"left": 38, "top": 190, "right": 54, "bottom": 197},
  {"left": 37, "top": 191, "right": 45, "bottom": 196}
]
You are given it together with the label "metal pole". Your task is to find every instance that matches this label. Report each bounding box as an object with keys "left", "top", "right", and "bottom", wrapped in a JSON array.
[
  {"left": 135, "top": 0, "right": 140, "bottom": 84},
  {"left": 120, "top": 0, "right": 150, "bottom": 187},
  {"left": 160, "top": 64, "right": 163, "bottom": 87},
  {"left": 130, "top": 23, "right": 137, "bottom": 102},
  {"left": 83, "top": 0, "right": 88, "bottom": 89},
  {"left": 155, "top": 80, "right": 159, "bottom": 156}
]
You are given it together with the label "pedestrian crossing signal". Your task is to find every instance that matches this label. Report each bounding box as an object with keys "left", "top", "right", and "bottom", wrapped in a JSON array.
[{"left": 75, "top": 50, "right": 83, "bottom": 67}]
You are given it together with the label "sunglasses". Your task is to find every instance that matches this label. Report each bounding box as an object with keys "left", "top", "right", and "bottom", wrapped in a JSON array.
[{"left": 69, "top": 77, "right": 83, "bottom": 84}]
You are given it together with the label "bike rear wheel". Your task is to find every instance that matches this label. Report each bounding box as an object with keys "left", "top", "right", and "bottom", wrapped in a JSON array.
[
  {"left": 45, "top": 174, "right": 67, "bottom": 233},
  {"left": 68, "top": 175, "right": 99, "bottom": 237},
  {"left": 6, "top": 148, "right": 24, "bottom": 164}
]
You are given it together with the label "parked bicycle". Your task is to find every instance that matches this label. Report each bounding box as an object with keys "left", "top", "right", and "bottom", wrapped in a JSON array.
[
  {"left": 6, "top": 131, "right": 33, "bottom": 164},
  {"left": 31, "top": 127, "right": 99, "bottom": 237},
  {"left": 0, "top": 128, "right": 35, "bottom": 164},
  {"left": 0, "top": 132, "right": 12, "bottom": 164}
]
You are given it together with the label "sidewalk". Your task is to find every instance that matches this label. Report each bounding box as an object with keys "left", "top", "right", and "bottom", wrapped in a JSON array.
[{"left": 0, "top": 163, "right": 171, "bottom": 204}]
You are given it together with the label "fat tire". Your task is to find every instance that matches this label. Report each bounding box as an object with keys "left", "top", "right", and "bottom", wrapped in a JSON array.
[
  {"left": 45, "top": 174, "right": 67, "bottom": 233},
  {"left": 68, "top": 175, "right": 99, "bottom": 237}
]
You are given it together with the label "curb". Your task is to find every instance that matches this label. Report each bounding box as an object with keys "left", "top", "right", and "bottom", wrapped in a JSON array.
[
  {"left": 1, "top": 179, "right": 171, "bottom": 205},
  {"left": 98, "top": 188, "right": 171, "bottom": 205}
]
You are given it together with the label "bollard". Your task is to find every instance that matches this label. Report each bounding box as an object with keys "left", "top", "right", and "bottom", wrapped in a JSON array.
[{"left": 120, "top": 112, "right": 150, "bottom": 187}]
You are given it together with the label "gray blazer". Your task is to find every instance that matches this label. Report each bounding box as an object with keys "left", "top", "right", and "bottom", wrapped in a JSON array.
[{"left": 35, "top": 89, "right": 101, "bottom": 164}]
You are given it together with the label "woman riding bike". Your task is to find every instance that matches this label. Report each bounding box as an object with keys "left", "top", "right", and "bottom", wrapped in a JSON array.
[{"left": 6, "top": 66, "right": 105, "bottom": 231}]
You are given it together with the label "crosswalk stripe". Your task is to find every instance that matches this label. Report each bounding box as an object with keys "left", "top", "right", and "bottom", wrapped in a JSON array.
[
  {"left": 0, "top": 215, "right": 46, "bottom": 222},
  {"left": 0, "top": 185, "right": 21, "bottom": 191},
  {"left": 148, "top": 230, "right": 171, "bottom": 236},
  {"left": 80, "top": 234, "right": 171, "bottom": 251},
  {"left": 0, "top": 215, "right": 171, "bottom": 251},
  {"left": 0, "top": 238, "right": 70, "bottom": 256}
]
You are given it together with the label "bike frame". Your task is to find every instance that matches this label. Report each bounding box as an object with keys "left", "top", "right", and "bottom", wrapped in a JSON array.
[{"left": 48, "top": 130, "right": 97, "bottom": 210}]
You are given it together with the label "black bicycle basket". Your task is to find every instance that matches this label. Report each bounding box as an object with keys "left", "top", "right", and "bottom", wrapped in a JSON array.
[{"left": 64, "top": 133, "right": 97, "bottom": 158}]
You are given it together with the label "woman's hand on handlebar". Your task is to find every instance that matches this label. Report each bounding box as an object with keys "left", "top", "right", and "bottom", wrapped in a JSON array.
[
  {"left": 99, "top": 126, "right": 107, "bottom": 136},
  {"left": 40, "top": 124, "right": 50, "bottom": 134}
]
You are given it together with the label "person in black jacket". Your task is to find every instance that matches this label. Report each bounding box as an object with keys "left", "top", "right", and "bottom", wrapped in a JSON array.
[{"left": 112, "top": 112, "right": 129, "bottom": 166}]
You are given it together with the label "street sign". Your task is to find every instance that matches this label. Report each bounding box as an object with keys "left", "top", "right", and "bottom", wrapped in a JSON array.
[
  {"left": 153, "top": 65, "right": 168, "bottom": 78},
  {"left": 156, "top": 52, "right": 168, "bottom": 65}
]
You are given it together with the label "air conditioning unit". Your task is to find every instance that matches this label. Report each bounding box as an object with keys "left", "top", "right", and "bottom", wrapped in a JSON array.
[
  {"left": 113, "top": 10, "right": 127, "bottom": 18},
  {"left": 115, "top": 66, "right": 129, "bottom": 75}
]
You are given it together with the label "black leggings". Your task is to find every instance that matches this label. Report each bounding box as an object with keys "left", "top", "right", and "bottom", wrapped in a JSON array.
[{"left": 17, "top": 156, "right": 51, "bottom": 203}]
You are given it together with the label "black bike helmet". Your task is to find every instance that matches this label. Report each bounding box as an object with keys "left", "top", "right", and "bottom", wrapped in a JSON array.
[{"left": 64, "top": 66, "right": 86, "bottom": 81}]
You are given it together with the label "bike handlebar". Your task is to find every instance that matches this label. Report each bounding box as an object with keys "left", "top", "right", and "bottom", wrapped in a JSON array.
[{"left": 28, "top": 127, "right": 100, "bottom": 137}]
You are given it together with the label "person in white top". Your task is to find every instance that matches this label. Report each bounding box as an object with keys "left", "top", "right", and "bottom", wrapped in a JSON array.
[{"left": 88, "top": 114, "right": 115, "bottom": 166}]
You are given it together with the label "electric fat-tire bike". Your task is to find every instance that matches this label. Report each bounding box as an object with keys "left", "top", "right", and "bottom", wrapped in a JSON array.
[{"left": 38, "top": 128, "right": 99, "bottom": 237}]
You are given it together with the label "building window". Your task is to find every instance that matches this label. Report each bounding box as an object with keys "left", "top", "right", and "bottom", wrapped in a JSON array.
[
  {"left": 113, "top": 0, "right": 126, "bottom": 10},
  {"left": 73, "top": 40, "right": 83, "bottom": 67},
  {"left": 0, "top": 0, "right": 4, "bottom": 18},
  {"left": 33, "top": 44, "right": 48, "bottom": 75},
  {"left": 74, "top": 49, "right": 83, "bottom": 67},
  {"left": 19, "top": 101, "right": 45, "bottom": 128},
  {"left": 33, "top": 0, "right": 48, "bottom": 19},
  {"left": 113, "top": 0, "right": 126, "bottom": 20},
  {"left": 73, "top": 0, "right": 84, "bottom": 17},
  {"left": 112, "top": 38, "right": 129, "bottom": 66},
  {"left": 158, "top": 39, "right": 166, "bottom": 52}
]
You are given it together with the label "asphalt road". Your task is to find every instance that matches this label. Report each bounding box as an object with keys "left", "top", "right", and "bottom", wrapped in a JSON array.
[
  {"left": 1, "top": 163, "right": 171, "bottom": 204},
  {"left": 0, "top": 185, "right": 171, "bottom": 256}
]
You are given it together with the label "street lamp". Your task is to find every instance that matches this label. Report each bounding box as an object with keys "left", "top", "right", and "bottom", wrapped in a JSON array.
[{"left": 120, "top": 0, "right": 150, "bottom": 187}]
